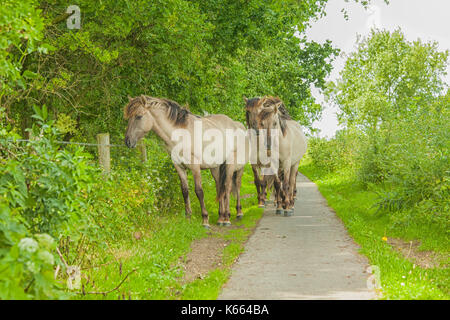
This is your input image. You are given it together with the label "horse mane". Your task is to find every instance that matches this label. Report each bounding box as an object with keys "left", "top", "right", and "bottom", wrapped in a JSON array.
[
  {"left": 252, "top": 96, "right": 290, "bottom": 137},
  {"left": 245, "top": 97, "right": 262, "bottom": 111},
  {"left": 244, "top": 97, "right": 260, "bottom": 127},
  {"left": 259, "top": 96, "right": 291, "bottom": 121},
  {"left": 279, "top": 116, "right": 288, "bottom": 137},
  {"left": 124, "top": 95, "right": 146, "bottom": 120},
  {"left": 124, "top": 95, "right": 194, "bottom": 127},
  {"left": 163, "top": 98, "right": 192, "bottom": 127}
]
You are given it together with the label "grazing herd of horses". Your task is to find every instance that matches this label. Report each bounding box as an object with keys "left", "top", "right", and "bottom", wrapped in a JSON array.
[{"left": 124, "top": 95, "right": 307, "bottom": 229}]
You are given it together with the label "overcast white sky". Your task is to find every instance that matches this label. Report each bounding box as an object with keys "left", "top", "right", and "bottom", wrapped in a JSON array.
[{"left": 305, "top": 0, "right": 450, "bottom": 138}]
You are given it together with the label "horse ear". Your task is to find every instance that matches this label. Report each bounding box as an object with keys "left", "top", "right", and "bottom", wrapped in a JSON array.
[
  {"left": 127, "top": 96, "right": 133, "bottom": 102},
  {"left": 273, "top": 102, "right": 282, "bottom": 113},
  {"left": 243, "top": 95, "right": 248, "bottom": 103}
]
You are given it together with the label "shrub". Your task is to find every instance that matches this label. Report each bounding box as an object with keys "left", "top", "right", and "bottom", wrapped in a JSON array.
[
  {"left": 0, "top": 204, "right": 65, "bottom": 299},
  {"left": 0, "top": 106, "right": 98, "bottom": 299},
  {"left": 0, "top": 106, "right": 98, "bottom": 236},
  {"left": 307, "top": 129, "right": 360, "bottom": 173}
]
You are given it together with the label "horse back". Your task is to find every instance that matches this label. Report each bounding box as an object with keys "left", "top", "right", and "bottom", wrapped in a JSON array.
[{"left": 286, "top": 120, "right": 307, "bottom": 163}]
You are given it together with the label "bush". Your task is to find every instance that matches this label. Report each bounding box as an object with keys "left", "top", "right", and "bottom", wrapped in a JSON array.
[
  {"left": 0, "top": 106, "right": 99, "bottom": 299},
  {"left": 0, "top": 106, "right": 98, "bottom": 236},
  {"left": 374, "top": 102, "right": 449, "bottom": 213},
  {"left": 89, "top": 137, "right": 184, "bottom": 242},
  {"left": 308, "top": 97, "right": 449, "bottom": 228},
  {"left": 355, "top": 130, "right": 388, "bottom": 185},
  {"left": 0, "top": 104, "right": 187, "bottom": 299},
  {"left": 0, "top": 204, "right": 64, "bottom": 299},
  {"left": 307, "top": 129, "right": 360, "bottom": 173}
]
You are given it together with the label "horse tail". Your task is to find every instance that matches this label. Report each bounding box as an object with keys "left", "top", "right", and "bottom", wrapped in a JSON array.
[
  {"left": 265, "top": 175, "right": 275, "bottom": 192},
  {"left": 279, "top": 170, "right": 284, "bottom": 182},
  {"left": 231, "top": 171, "right": 238, "bottom": 198},
  {"left": 216, "top": 162, "right": 227, "bottom": 202}
]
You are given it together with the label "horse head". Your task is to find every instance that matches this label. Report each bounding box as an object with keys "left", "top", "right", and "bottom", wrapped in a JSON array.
[
  {"left": 243, "top": 96, "right": 263, "bottom": 134},
  {"left": 124, "top": 96, "right": 154, "bottom": 148}
]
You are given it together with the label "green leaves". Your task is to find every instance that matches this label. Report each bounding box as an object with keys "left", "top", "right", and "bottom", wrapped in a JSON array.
[
  {"left": 0, "top": 0, "right": 46, "bottom": 95},
  {"left": 313, "top": 29, "right": 449, "bottom": 229},
  {"left": 0, "top": 204, "right": 63, "bottom": 300},
  {"left": 2, "top": 0, "right": 344, "bottom": 138},
  {"left": 332, "top": 29, "right": 448, "bottom": 129}
]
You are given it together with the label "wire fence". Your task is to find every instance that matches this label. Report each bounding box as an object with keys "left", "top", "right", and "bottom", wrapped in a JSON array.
[
  {"left": 13, "top": 139, "right": 125, "bottom": 147},
  {"left": 8, "top": 133, "right": 147, "bottom": 174}
]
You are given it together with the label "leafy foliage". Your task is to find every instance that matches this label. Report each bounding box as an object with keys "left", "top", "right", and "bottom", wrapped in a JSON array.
[
  {"left": 0, "top": 0, "right": 46, "bottom": 97},
  {"left": 1, "top": 106, "right": 98, "bottom": 235},
  {"left": 0, "top": 0, "right": 394, "bottom": 299},
  {"left": 1, "top": 0, "right": 345, "bottom": 138},
  {"left": 332, "top": 29, "right": 447, "bottom": 129},
  {"left": 0, "top": 107, "right": 90, "bottom": 299},
  {"left": 312, "top": 29, "right": 449, "bottom": 227}
]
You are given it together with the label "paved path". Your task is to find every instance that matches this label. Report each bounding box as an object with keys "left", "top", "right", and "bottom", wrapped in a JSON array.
[{"left": 219, "top": 173, "right": 376, "bottom": 300}]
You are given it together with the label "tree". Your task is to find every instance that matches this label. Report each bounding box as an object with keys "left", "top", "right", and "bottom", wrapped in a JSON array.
[
  {"left": 331, "top": 28, "right": 448, "bottom": 131},
  {"left": 2, "top": 0, "right": 386, "bottom": 138}
]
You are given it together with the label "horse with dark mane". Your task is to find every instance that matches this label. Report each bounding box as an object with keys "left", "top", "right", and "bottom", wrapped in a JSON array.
[
  {"left": 244, "top": 96, "right": 306, "bottom": 215},
  {"left": 124, "top": 95, "right": 249, "bottom": 228}
]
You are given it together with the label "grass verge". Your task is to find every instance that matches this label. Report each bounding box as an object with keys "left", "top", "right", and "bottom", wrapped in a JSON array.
[
  {"left": 299, "top": 158, "right": 449, "bottom": 300},
  {"left": 75, "top": 164, "right": 262, "bottom": 300}
]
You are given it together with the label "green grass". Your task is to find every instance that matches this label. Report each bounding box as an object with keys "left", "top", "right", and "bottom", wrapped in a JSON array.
[
  {"left": 181, "top": 168, "right": 264, "bottom": 300},
  {"left": 75, "top": 164, "right": 263, "bottom": 300},
  {"left": 299, "top": 158, "right": 450, "bottom": 300}
]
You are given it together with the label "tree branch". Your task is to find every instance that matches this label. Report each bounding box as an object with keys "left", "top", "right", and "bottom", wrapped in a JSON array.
[
  {"left": 77, "top": 268, "right": 137, "bottom": 296},
  {"left": 51, "top": 11, "right": 75, "bottom": 25}
]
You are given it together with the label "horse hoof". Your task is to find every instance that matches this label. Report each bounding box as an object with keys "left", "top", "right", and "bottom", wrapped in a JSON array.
[
  {"left": 203, "top": 224, "right": 211, "bottom": 230},
  {"left": 258, "top": 204, "right": 265, "bottom": 208},
  {"left": 284, "top": 210, "right": 293, "bottom": 217},
  {"left": 276, "top": 209, "right": 283, "bottom": 215},
  {"left": 222, "top": 222, "right": 231, "bottom": 227},
  {"left": 236, "top": 214, "right": 244, "bottom": 221}
]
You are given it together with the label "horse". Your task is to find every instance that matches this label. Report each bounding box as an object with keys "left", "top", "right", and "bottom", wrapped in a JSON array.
[
  {"left": 246, "top": 96, "right": 307, "bottom": 216},
  {"left": 244, "top": 96, "right": 267, "bottom": 207},
  {"left": 124, "top": 95, "right": 248, "bottom": 228},
  {"left": 244, "top": 96, "right": 289, "bottom": 210}
]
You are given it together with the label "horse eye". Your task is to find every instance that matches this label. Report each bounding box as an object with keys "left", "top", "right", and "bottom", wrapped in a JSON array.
[{"left": 136, "top": 115, "right": 143, "bottom": 120}]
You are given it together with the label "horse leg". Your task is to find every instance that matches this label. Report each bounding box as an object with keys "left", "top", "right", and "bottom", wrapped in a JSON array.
[
  {"left": 288, "top": 164, "right": 298, "bottom": 210},
  {"left": 273, "top": 175, "right": 283, "bottom": 215},
  {"left": 260, "top": 174, "right": 268, "bottom": 207},
  {"left": 192, "top": 166, "right": 209, "bottom": 228},
  {"left": 281, "top": 167, "right": 292, "bottom": 216},
  {"left": 252, "top": 164, "right": 264, "bottom": 207},
  {"left": 293, "top": 171, "right": 298, "bottom": 200},
  {"left": 222, "top": 164, "right": 235, "bottom": 226},
  {"left": 216, "top": 163, "right": 233, "bottom": 226},
  {"left": 234, "top": 167, "right": 244, "bottom": 220},
  {"left": 265, "top": 175, "right": 274, "bottom": 205},
  {"left": 210, "top": 167, "right": 226, "bottom": 225},
  {"left": 174, "top": 164, "right": 192, "bottom": 219}
]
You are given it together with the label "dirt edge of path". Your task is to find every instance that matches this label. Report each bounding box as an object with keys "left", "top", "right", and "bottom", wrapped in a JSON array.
[
  {"left": 177, "top": 203, "right": 266, "bottom": 285},
  {"left": 180, "top": 235, "right": 230, "bottom": 283},
  {"left": 388, "top": 238, "right": 449, "bottom": 269}
]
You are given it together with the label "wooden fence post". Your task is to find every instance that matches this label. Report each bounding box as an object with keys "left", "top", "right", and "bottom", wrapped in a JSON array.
[
  {"left": 97, "top": 133, "right": 110, "bottom": 175},
  {"left": 137, "top": 139, "right": 147, "bottom": 163}
]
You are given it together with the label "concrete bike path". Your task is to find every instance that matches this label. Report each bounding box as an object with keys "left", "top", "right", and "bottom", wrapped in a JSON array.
[{"left": 219, "top": 173, "right": 376, "bottom": 300}]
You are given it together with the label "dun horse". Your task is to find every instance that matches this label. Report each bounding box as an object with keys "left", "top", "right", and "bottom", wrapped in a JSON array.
[
  {"left": 124, "top": 95, "right": 248, "bottom": 228},
  {"left": 245, "top": 96, "right": 307, "bottom": 216},
  {"left": 244, "top": 96, "right": 288, "bottom": 208}
]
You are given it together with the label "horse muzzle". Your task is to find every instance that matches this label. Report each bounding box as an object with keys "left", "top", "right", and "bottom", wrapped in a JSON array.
[{"left": 124, "top": 136, "right": 137, "bottom": 148}]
